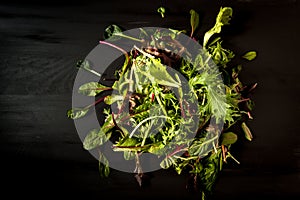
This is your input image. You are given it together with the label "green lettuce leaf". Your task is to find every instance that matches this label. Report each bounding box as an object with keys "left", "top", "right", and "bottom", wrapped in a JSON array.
[{"left": 203, "top": 7, "right": 233, "bottom": 47}]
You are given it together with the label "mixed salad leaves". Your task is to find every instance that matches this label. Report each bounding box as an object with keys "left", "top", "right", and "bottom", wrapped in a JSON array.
[{"left": 67, "top": 7, "right": 257, "bottom": 200}]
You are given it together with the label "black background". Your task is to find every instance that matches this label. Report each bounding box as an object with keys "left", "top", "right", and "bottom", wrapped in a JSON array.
[{"left": 0, "top": 0, "right": 299, "bottom": 199}]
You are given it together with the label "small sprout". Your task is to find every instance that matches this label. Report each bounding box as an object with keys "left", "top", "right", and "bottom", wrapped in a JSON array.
[
  {"left": 157, "top": 7, "right": 166, "bottom": 18},
  {"left": 241, "top": 122, "right": 253, "bottom": 141},
  {"left": 226, "top": 152, "right": 240, "bottom": 164}
]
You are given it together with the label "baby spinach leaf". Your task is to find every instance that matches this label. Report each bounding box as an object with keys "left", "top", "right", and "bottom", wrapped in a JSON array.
[
  {"left": 83, "top": 128, "right": 112, "bottom": 150},
  {"left": 78, "top": 82, "right": 111, "bottom": 96},
  {"left": 190, "top": 9, "right": 199, "bottom": 37},
  {"left": 242, "top": 51, "right": 257, "bottom": 61},
  {"left": 220, "top": 132, "right": 238, "bottom": 145}
]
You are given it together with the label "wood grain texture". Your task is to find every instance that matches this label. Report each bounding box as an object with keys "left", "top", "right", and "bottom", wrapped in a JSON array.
[{"left": 0, "top": 1, "right": 299, "bottom": 199}]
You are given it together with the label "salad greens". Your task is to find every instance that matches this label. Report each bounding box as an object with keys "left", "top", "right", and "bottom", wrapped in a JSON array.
[{"left": 67, "top": 6, "right": 257, "bottom": 200}]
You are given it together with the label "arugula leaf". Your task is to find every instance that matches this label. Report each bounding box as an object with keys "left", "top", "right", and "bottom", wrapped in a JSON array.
[
  {"left": 78, "top": 82, "right": 111, "bottom": 96},
  {"left": 203, "top": 7, "right": 233, "bottom": 47},
  {"left": 242, "top": 51, "right": 257, "bottom": 61}
]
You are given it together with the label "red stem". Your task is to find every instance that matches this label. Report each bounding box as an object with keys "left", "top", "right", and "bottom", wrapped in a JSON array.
[
  {"left": 180, "top": 100, "right": 186, "bottom": 118},
  {"left": 99, "top": 40, "right": 130, "bottom": 64},
  {"left": 166, "top": 144, "right": 186, "bottom": 159},
  {"left": 86, "top": 96, "right": 106, "bottom": 109},
  {"left": 237, "top": 98, "right": 250, "bottom": 103}
]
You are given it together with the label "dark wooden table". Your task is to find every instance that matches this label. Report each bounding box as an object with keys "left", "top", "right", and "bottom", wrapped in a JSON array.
[{"left": 0, "top": 0, "right": 299, "bottom": 199}]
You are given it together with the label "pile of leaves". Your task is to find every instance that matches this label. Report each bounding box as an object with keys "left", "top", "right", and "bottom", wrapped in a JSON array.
[{"left": 68, "top": 7, "right": 257, "bottom": 200}]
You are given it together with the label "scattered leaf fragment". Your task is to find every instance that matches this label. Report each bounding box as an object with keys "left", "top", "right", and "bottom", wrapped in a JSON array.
[
  {"left": 157, "top": 7, "right": 166, "bottom": 18},
  {"left": 242, "top": 51, "right": 257, "bottom": 61},
  {"left": 241, "top": 122, "right": 253, "bottom": 141}
]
